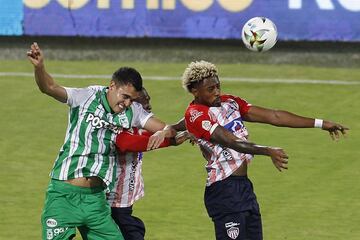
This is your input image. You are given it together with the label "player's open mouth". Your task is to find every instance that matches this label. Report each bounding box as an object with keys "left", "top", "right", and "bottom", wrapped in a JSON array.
[
  {"left": 213, "top": 98, "right": 221, "bottom": 106},
  {"left": 118, "top": 103, "right": 124, "bottom": 111}
]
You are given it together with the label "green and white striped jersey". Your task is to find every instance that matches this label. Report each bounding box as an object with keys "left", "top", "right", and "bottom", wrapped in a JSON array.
[{"left": 50, "top": 86, "right": 153, "bottom": 186}]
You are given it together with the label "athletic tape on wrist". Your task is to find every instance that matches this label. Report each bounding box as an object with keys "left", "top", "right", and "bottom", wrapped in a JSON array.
[{"left": 314, "top": 119, "right": 323, "bottom": 128}]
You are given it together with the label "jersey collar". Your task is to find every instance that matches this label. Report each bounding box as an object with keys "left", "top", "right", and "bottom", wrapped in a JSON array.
[{"left": 100, "top": 88, "right": 113, "bottom": 113}]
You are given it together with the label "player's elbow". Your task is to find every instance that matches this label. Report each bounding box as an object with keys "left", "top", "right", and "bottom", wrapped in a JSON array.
[
  {"left": 38, "top": 86, "right": 50, "bottom": 95},
  {"left": 37, "top": 82, "right": 53, "bottom": 95}
]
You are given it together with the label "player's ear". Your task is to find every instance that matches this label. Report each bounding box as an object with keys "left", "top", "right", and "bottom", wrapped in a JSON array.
[
  {"left": 109, "top": 80, "right": 117, "bottom": 90},
  {"left": 190, "top": 87, "right": 198, "bottom": 97}
]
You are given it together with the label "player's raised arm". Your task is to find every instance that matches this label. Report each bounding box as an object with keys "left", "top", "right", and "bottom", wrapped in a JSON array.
[
  {"left": 210, "top": 125, "right": 289, "bottom": 172},
  {"left": 243, "top": 105, "right": 349, "bottom": 141},
  {"left": 27, "top": 42, "right": 67, "bottom": 103}
]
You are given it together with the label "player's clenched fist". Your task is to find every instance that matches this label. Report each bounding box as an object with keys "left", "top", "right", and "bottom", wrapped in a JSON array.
[{"left": 27, "top": 42, "right": 44, "bottom": 68}]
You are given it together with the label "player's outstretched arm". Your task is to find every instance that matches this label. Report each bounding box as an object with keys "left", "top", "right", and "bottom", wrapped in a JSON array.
[
  {"left": 27, "top": 42, "right": 67, "bottom": 103},
  {"left": 116, "top": 129, "right": 190, "bottom": 153},
  {"left": 244, "top": 106, "right": 348, "bottom": 140},
  {"left": 143, "top": 117, "right": 178, "bottom": 150},
  {"left": 170, "top": 117, "right": 187, "bottom": 132},
  {"left": 116, "top": 130, "right": 171, "bottom": 152},
  {"left": 210, "top": 125, "right": 289, "bottom": 171}
]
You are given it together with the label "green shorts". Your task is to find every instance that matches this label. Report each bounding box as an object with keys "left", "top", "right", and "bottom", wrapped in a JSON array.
[{"left": 41, "top": 179, "right": 124, "bottom": 240}]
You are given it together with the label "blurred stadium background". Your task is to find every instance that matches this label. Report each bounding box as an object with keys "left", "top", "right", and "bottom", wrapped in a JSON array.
[{"left": 0, "top": 1, "right": 359, "bottom": 239}]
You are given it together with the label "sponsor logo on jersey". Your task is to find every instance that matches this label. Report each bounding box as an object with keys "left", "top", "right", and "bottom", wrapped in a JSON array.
[
  {"left": 128, "top": 159, "right": 139, "bottom": 191},
  {"left": 225, "top": 222, "right": 241, "bottom": 239},
  {"left": 225, "top": 101, "right": 238, "bottom": 119},
  {"left": 231, "top": 120, "right": 245, "bottom": 132},
  {"left": 46, "top": 225, "right": 68, "bottom": 239},
  {"left": 86, "top": 113, "right": 122, "bottom": 133},
  {"left": 224, "top": 118, "right": 245, "bottom": 134},
  {"left": 202, "top": 120, "right": 212, "bottom": 131},
  {"left": 221, "top": 149, "right": 233, "bottom": 161},
  {"left": 46, "top": 227, "right": 68, "bottom": 238},
  {"left": 46, "top": 218, "right": 57, "bottom": 228},
  {"left": 225, "top": 222, "right": 241, "bottom": 228},
  {"left": 46, "top": 229, "right": 53, "bottom": 240},
  {"left": 190, "top": 110, "right": 203, "bottom": 122}
]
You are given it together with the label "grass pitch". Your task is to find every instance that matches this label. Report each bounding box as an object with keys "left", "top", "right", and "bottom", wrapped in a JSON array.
[{"left": 0, "top": 60, "right": 359, "bottom": 239}]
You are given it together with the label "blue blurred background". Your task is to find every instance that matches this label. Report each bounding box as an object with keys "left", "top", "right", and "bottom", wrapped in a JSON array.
[{"left": 2, "top": 0, "right": 359, "bottom": 41}]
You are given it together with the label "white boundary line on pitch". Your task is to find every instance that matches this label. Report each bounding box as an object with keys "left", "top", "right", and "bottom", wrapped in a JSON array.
[{"left": 0, "top": 72, "right": 359, "bottom": 85}]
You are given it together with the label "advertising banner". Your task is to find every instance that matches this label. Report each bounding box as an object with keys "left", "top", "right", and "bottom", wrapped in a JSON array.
[
  {"left": 20, "top": 0, "right": 360, "bottom": 41},
  {"left": 0, "top": 0, "right": 23, "bottom": 35}
]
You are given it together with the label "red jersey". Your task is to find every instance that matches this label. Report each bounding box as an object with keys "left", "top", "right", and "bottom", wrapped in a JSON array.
[
  {"left": 185, "top": 94, "right": 253, "bottom": 186},
  {"left": 107, "top": 128, "right": 170, "bottom": 207}
]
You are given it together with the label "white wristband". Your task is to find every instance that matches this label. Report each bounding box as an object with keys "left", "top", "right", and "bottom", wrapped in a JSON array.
[{"left": 314, "top": 119, "right": 323, "bottom": 128}]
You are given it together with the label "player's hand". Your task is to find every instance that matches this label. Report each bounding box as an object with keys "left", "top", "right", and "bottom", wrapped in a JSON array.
[
  {"left": 174, "top": 131, "right": 197, "bottom": 146},
  {"left": 322, "top": 121, "right": 349, "bottom": 141},
  {"left": 188, "top": 132, "right": 198, "bottom": 146},
  {"left": 27, "top": 42, "right": 44, "bottom": 68},
  {"left": 174, "top": 131, "right": 189, "bottom": 145},
  {"left": 147, "top": 130, "right": 166, "bottom": 150},
  {"left": 268, "top": 147, "right": 289, "bottom": 172}
]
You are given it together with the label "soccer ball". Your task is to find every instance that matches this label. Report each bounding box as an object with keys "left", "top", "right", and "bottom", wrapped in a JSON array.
[{"left": 241, "top": 17, "right": 278, "bottom": 52}]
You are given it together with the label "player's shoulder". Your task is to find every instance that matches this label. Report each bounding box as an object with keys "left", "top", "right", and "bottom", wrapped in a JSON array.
[
  {"left": 221, "top": 94, "right": 240, "bottom": 101},
  {"left": 65, "top": 85, "right": 106, "bottom": 107},
  {"left": 185, "top": 102, "right": 210, "bottom": 123},
  {"left": 221, "top": 94, "right": 250, "bottom": 105},
  {"left": 88, "top": 85, "right": 106, "bottom": 92},
  {"left": 185, "top": 102, "right": 209, "bottom": 114},
  {"left": 74, "top": 85, "right": 105, "bottom": 97},
  {"left": 130, "top": 101, "right": 144, "bottom": 112}
]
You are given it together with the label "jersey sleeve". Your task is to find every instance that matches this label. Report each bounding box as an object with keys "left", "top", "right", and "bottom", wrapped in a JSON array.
[
  {"left": 65, "top": 86, "right": 102, "bottom": 108},
  {"left": 130, "top": 102, "right": 154, "bottom": 128},
  {"left": 184, "top": 105, "right": 218, "bottom": 141},
  {"left": 116, "top": 129, "right": 170, "bottom": 152}
]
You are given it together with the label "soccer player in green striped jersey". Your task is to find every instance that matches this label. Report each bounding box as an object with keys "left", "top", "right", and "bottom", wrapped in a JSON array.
[{"left": 27, "top": 42, "right": 176, "bottom": 240}]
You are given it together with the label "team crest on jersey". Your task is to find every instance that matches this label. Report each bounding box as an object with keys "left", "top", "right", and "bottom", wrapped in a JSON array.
[
  {"left": 202, "top": 120, "right": 212, "bottom": 131},
  {"left": 117, "top": 113, "right": 130, "bottom": 129},
  {"left": 227, "top": 227, "right": 240, "bottom": 239},
  {"left": 225, "top": 222, "right": 240, "bottom": 239},
  {"left": 190, "top": 110, "right": 203, "bottom": 122}
]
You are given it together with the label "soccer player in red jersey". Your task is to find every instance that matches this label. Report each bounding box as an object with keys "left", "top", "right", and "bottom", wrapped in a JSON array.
[
  {"left": 181, "top": 60, "right": 348, "bottom": 240},
  {"left": 108, "top": 88, "right": 188, "bottom": 240}
]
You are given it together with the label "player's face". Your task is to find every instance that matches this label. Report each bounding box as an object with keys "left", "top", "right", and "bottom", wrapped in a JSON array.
[
  {"left": 107, "top": 81, "right": 139, "bottom": 113},
  {"left": 135, "top": 88, "right": 152, "bottom": 113},
  {"left": 193, "top": 76, "right": 221, "bottom": 107}
]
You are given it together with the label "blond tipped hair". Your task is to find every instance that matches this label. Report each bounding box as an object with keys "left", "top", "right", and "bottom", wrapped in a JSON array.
[{"left": 182, "top": 60, "right": 218, "bottom": 92}]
